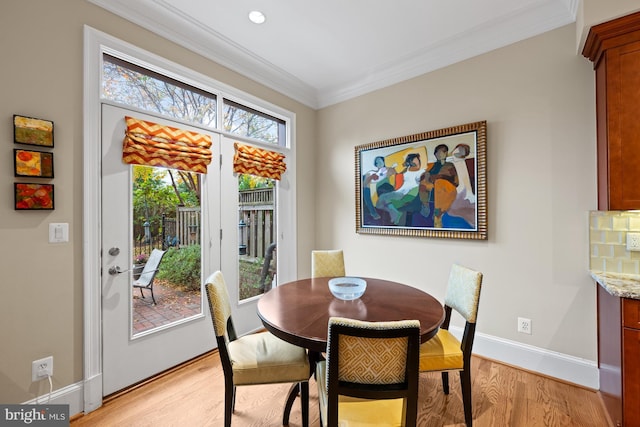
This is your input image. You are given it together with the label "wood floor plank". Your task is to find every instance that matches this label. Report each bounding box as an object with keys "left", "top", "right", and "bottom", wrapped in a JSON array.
[{"left": 71, "top": 352, "right": 611, "bottom": 427}]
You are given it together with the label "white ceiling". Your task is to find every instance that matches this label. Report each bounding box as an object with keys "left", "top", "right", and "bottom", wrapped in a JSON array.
[{"left": 88, "top": 0, "right": 578, "bottom": 109}]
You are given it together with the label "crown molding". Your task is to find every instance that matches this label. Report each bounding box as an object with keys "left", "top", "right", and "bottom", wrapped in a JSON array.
[{"left": 316, "top": 0, "right": 577, "bottom": 108}]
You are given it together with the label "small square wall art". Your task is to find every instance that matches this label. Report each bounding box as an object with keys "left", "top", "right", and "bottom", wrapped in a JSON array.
[
  {"left": 14, "top": 149, "right": 54, "bottom": 178},
  {"left": 13, "top": 114, "right": 54, "bottom": 147},
  {"left": 14, "top": 183, "right": 54, "bottom": 210}
]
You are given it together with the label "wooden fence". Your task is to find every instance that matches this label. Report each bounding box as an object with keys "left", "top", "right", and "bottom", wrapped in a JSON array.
[
  {"left": 134, "top": 188, "right": 275, "bottom": 260},
  {"left": 239, "top": 188, "right": 275, "bottom": 260}
]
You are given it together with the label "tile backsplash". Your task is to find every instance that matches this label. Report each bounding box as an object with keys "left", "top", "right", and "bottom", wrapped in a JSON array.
[{"left": 590, "top": 210, "right": 640, "bottom": 274}]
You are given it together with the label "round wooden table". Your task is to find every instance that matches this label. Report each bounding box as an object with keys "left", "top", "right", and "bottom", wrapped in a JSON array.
[{"left": 257, "top": 277, "right": 445, "bottom": 353}]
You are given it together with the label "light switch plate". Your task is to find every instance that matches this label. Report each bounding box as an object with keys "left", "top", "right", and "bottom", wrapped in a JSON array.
[
  {"left": 627, "top": 232, "right": 640, "bottom": 251},
  {"left": 49, "top": 223, "right": 69, "bottom": 243}
]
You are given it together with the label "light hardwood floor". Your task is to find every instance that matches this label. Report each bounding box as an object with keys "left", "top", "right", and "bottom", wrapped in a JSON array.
[{"left": 71, "top": 351, "right": 611, "bottom": 426}]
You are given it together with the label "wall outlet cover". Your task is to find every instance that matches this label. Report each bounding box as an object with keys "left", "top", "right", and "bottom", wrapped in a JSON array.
[{"left": 627, "top": 232, "right": 640, "bottom": 251}]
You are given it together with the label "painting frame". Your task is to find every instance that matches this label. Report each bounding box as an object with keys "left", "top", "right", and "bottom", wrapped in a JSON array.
[
  {"left": 14, "top": 149, "right": 54, "bottom": 178},
  {"left": 355, "top": 120, "right": 487, "bottom": 240},
  {"left": 14, "top": 183, "right": 55, "bottom": 210},
  {"left": 13, "top": 114, "right": 54, "bottom": 147}
]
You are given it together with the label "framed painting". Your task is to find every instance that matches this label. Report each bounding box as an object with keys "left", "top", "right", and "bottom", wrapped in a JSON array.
[
  {"left": 13, "top": 115, "right": 54, "bottom": 147},
  {"left": 355, "top": 120, "right": 487, "bottom": 240},
  {"left": 14, "top": 149, "right": 54, "bottom": 178},
  {"left": 14, "top": 183, "right": 54, "bottom": 210}
]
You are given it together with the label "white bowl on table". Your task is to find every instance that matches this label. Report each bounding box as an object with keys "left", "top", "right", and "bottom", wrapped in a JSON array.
[{"left": 328, "top": 277, "right": 367, "bottom": 300}]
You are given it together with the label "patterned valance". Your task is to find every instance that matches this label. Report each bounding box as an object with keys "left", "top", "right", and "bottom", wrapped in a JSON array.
[
  {"left": 122, "top": 116, "right": 212, "bottom": 174},
  {"left": 233, "top": 142, "right": 286, "bottom": 180}
]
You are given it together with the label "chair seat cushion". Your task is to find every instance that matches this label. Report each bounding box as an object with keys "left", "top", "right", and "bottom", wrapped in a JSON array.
[
  {"left": 228, "top": 331, "right": 310, "bottom": 385},
  {"left": 419, "top": 328, "right": 463, "bottom": 372},
  {"left": 316, "top": 360, "right": 405, "bottom": 427}
]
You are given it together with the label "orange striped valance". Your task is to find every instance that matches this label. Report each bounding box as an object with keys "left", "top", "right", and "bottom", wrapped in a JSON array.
[
  {"left": 233, "top": 142, "right": 286, "bottom": 180},
  {"left": 122, "top": 116, "right": 212, "bottom": 174}
]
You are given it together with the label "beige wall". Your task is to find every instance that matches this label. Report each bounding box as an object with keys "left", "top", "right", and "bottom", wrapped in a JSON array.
[
  {"left": 0, "top": 0, "right": 316, "bottom": 404},
  {"left": 316, "top": 24, "right": 598, "bottom": 360}
]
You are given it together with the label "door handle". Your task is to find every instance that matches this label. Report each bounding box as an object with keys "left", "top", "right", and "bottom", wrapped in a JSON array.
[{"left": 108, "top": 266, "right": 127, "bottom": 275}]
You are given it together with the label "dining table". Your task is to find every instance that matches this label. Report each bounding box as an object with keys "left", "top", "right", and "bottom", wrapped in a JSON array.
[
  {"left": 257, "top": 276, "right": 445, "bottom": 352},
  {"left": 256, "top": 276, "right": 445, "bottom": 425}
]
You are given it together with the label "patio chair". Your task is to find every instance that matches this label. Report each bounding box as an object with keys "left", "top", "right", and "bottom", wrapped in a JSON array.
[
  {"left": 419, "top": 263, "right": 483, "bottom": 427},
  {"left": 132, "top": 248, "right": 166, "bottom": 305},
  {"left": 316, "top": 317, "right": 421, "bottom": 427},
  {"left": 311, "top": 249, "right": 345, "bottom": 278}
]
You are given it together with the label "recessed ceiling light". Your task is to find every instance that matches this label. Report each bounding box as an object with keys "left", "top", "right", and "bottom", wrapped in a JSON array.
[{"left": 249, "top": 10, "right": 266, "bottom": 24}]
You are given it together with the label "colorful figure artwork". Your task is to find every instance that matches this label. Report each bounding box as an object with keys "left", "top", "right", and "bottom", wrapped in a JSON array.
[{"left": 356, "top": 121, "right": 487, "bottom": 240}]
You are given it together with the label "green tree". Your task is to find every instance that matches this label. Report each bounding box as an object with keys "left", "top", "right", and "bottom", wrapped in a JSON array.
[
  {"left": 133, "top": 166, "right": 197, "bottom": 239},
  {"left": 238, "top": 174, "right": 275, "bottom": 191}
]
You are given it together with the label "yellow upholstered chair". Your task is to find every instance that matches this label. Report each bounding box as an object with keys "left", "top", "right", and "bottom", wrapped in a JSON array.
[
  {"left": 311, "top": 249, "right": 345, "bottom": 278},
  {"left": 205, "top": 271, "right": 310, "bottom": 427},
  {"left": 419, "top": 264, "right": 483, "bottom": 427},
  {"left": 316, "top": 317, "right": 421, "bottom": 427}
]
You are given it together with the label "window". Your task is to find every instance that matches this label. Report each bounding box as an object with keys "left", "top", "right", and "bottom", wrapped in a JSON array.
[
  {"left": 224, "top": 99, "right": 286, "bottom": 145},
  {"left": 103, "top": 55, "right": 287, "bottom": 148},
  {"left": 102, "top": 54, "right": 217, "bottom": 126}
]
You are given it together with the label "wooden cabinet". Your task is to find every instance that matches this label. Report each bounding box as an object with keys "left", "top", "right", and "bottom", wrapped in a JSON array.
[
  {"left": 597, "top": 286, "right": 640, "bottom": 427},
  {"left": 597, "top": 285, "right": 622, "bottom": 426},
  {"left": 623, "top": 299, "right": 640, "bottom": 426},
  {"left": 586, "top": 13, "right": 640, "bottom": 426},
  {"left": 583, "top": 12, "right": 640, "bottom": 210}
]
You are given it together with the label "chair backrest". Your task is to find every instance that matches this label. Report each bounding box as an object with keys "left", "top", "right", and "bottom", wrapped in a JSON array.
[
  {"left": 325, "top": 317, "right": 420, "bottom": 426},
  {"left": 204, "top": 271, "right": 237, "bottom": 381},
  {"left": 204, "top": 271, "right": 235, "bottom": 340},
  {"left": 444, "top": 264, "right": 483, "bottom": 324},
  {"left": 137, "top": 249, "right": 166, "bottom": 286},
  {"left": 442, "top": 264, "right": 483, "bottom": 363},
  {"left": 311, "top": 250, "right": 345, "bottom": 278}
]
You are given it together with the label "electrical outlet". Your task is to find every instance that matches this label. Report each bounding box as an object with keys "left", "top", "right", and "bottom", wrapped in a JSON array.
[
  {"left": 627, "top": 233, "right": 640, "bottom": 251},
  {"left": 517, "top": 317, "right": 532, "bottom": 335},
  {"left": 32, "top": 356, "right": 53, "bottom": 382}
]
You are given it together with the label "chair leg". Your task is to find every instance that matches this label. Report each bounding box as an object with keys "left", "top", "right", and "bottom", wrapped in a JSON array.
[
  {"left": 223, "top": 381, "right": 234, "bottom": 427},
  {"left": 138, "top": 288, "right": 145, "bottom": 299},
  {"left": 282, "top": 383, "right": 299, "bottom": 425},
  {"left": 459, "top": 369, "right": 473, "bottom": 427},
  {"left": 300, "top": 381, "right": 309, "bottom": 427},
  {"left": 232, "top": 385, "right": 236, "bottom": 412},
  {"left": 150, "top": 286, "right": 156, "bottom": 305},
  {"left": 441, "top": 371, "right": 450, "bottom": 394}
]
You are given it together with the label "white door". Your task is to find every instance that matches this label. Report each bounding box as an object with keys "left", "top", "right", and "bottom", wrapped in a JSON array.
[{"left": 101, "top": 104, "right": 220, "bottom": 395}]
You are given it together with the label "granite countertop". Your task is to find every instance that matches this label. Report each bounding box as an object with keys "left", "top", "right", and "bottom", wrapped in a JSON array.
[{"left": 590, "top": 270, "right": 640, "bottom": 299}]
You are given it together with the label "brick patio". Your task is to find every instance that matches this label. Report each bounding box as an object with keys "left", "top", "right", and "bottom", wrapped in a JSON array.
[{"left": 133, "top": 280, "right": 202, "bottom": 334}]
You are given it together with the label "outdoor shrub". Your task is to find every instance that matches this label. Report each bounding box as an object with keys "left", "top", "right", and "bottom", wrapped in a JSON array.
[{"left": 157, "top": 245, "right": 201, "bottom": 291}]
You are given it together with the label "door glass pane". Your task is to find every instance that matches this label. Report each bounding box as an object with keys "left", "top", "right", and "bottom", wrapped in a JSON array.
[
  {"left": 132, "top": 165, "right": 203, "bottom": 335},
  {"left": 238, "top": 174, "right": 276, "bottom": 301}
]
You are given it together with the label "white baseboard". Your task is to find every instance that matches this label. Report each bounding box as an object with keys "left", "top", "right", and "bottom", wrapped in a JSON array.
[
  {"left": 24, "top": 381, "right": 84, "bottom": 416},
  {"left": 450, "top": 326, "right": 599, "bottom": 389}
]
